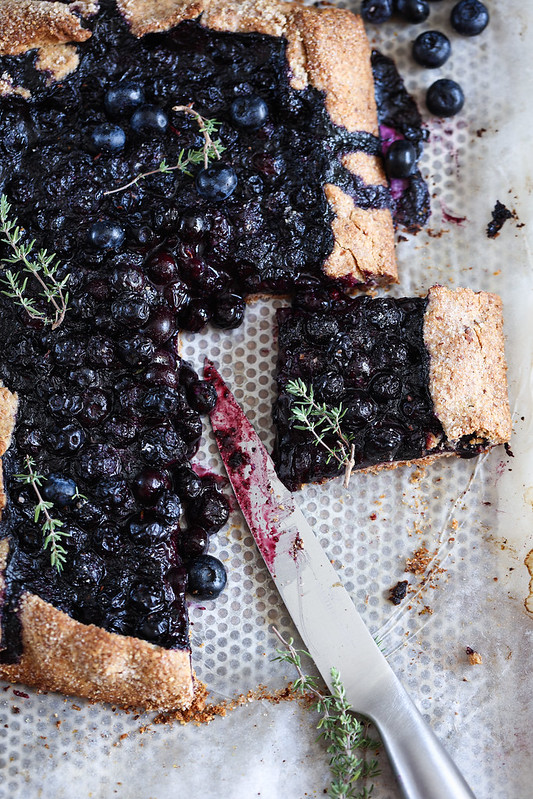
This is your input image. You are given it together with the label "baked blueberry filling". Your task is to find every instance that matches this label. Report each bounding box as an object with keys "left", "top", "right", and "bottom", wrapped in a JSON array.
[
  {"left": 273, "top": 293, "right": 488, "bottom": 491},
  {"left": 0, "top": 4, "right": 429, "bottom": 661}
]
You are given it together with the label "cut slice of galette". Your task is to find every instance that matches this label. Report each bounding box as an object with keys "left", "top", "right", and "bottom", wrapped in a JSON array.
[{"left": 274, "top": 285, "right": 512, "bottom": 491}]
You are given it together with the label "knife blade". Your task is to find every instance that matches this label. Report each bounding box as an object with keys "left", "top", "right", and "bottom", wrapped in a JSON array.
[{"left": 205, "top": 360, "right": 476, "bottom": 799}]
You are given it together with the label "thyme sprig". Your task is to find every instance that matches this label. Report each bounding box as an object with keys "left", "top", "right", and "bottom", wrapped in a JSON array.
[
  {"left": 14, "top": 456, "right": 73, "bottom": 573},
  {"left": 104, "top": 104, "right": 225, "bottom": 196},
  {"left": 286, "top": 378, "right": 356, "bottom": 488},
  {"left": 0, "top": 194, "right": 69, "bottom": 329},
  {"left": 273, "top": 627, "right": 379, "bottom": 799}
]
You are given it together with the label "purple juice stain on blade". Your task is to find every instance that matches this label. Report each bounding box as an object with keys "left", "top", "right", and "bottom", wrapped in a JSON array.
[{"left": 204, "top": 359, "right": 287, "bottom": 572}]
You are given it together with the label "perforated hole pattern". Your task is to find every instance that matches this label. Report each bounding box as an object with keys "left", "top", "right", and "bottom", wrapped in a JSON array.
[{"left": 1, "top": 3, "right": 532, "bottom": 799}]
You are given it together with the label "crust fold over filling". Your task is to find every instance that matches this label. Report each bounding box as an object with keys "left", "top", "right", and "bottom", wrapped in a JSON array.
[{"left": 424, "top": 285, "right": 512, "bottom": 445}]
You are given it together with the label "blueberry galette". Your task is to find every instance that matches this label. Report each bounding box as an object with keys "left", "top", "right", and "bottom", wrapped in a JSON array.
[
  {"left": 0, "top": 0, "right": 411, "bottom": 710},
  {"left": 274, "top": 285, "right": 512, "bottom": 490}
]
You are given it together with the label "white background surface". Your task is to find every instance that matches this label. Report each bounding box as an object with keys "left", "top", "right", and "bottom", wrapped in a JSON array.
[{"left": 1, "top": 2, "right": 533, "bottom": 798}]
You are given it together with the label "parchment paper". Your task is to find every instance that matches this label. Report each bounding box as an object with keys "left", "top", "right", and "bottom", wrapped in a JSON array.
[{"left": 1, "top": 2, "right": 532, "bottom": 798}]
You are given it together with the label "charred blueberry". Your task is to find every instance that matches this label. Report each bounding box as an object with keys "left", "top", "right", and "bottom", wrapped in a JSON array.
[
  {"left": 196, "top": 163, "right": 238, "bottom": 201},
  {"left": 186, "top": 488, "right": 230, "bottom": 533},
  {"left": 130, "top": 104, "right": 168, "bottom": 135},
  {"left": 230, "top": 95, "right": 268, "bottom": 129},
  {"left": 90, "top": 123, "right": 126, "bottom": 153},
  {"left": 186, "top": 380, "right": 217, "bottom": 414},
  {"left": 426, "top": 79, "right": 465, "bottom": 117},
  {"left": 104, "top": 82, "right": 145, "bottom": 117},
  {"left": 88, "top": 221, "right": 125, "bottom": 250},
  {"left": 41, "top": 474, "right": 79, "bottom": 507},
  {"left": 212, "top": 293, "right": 246, "bottom": 329},
  {"left": 450, "top": 0, "right": 489, "bottom": 36},
  {"left": 361, "top": 0, "right": 393, "bottom": 24},
  {"left": 412, "top": 31, "right": 451, "bottom": 68},
  {"left": 187, "top": 554, "right": 227, "bottom": 600},
  {"left": 396, "top": 0, "right": 430, "bottom": 23},
  {"left": 385, "top": 140, "right": 418, "bottom": 179}
]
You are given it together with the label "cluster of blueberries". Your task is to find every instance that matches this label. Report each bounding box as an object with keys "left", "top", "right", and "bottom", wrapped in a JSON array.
[
  {"left": 88, "top": 83, "right": 269, "bottom": 249},
  {"left": 363, "top": 0, "right": 490, "bottom": 180}
]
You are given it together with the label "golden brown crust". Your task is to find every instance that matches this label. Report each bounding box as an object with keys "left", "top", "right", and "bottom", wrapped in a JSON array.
[
  {"left": 0, "top": 0, "right": 91, "bottom": 81},
  {"left": 322, "top": 184, "right": 397, "bottom": 285},
  {"left": 0, "top": 588, "right": 196, "bottom": 710},
  {"left": 424, "top": 286, "right": 512, "bottom": 445}
]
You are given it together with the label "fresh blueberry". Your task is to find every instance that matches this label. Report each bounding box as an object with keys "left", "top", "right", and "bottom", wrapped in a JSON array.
[
  {"left": 90, "top": 123, "right": 126, "bottom": 153},
  {"left": 385, "top": 140, "right": 418, "bottom": 178},
  {"left": 88, "top": 221, "right": 125, "bottom": 250},
  {"left": 41, "top": 474, "right": 79, "bottom": 507},
  {"left": 426, "top": 79, "right": 465, "bottom": 117},
  {"left": 412, "top": 31, "right": 451, "bottom": 68},
  {"left": 196, "top": 164, "right": 238, "bottom": 201},
  {"left": 360, "top": 0, "right": 393, "bottom": 24},
  {"left": 450, "top": 0, "right": 489, "bottom": 36},
  {"left": 230, "top": 95, "right": 268, "bottom": 129},
  {"left": 396, "top": 0, "right": 430, "bottom": 23},
  {"left": 104, "top": 82, "right": 145, "bottom": 117},
  {"left": 130, "top": 104, "right": 168, "bottom": 136},
  {"left": 187, "top": 554, "right": 227, "bottom": 600}
]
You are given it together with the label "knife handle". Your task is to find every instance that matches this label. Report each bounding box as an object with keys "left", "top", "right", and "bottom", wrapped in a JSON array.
[{"left": 370, "top": 677, "right": 477, "bottom": 799}]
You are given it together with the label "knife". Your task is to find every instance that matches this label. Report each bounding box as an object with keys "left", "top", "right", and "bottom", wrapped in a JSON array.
[{"left": 205, "top": 360, "right": 476, "bottom": 799}]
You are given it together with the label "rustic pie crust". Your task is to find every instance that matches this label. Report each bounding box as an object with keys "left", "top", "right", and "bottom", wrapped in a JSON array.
[{"left": 0, "top": 0, "right": 400, "bottom": 710}]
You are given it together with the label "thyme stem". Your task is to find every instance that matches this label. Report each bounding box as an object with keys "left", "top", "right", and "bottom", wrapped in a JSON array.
[
  {"left": 103, "top": 105, "right": 224, "bottom": 196},
  {"left": 14, "top": 456, "right": 71, "bottom": 572},
  {"left": 272, "top": 627, "right": 380, "bottom": 799}
]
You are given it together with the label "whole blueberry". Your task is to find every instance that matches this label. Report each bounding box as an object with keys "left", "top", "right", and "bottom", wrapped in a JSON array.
[
  {"left": 426, "top": 79, "right": 465, "bottom": 117},
  {"left": 111, "top": 292, "right": 150, "bottom": 327},
  {"left": 132, "top": 468, "right": 171, "bottom": 505},
  {"left": 179, "top": 212, "right": 207, "bottom": 242},
  {"left": 385, "top": 140, "right": 418, "bottom": 178},
  {"left": 212, "top": 294, "right": 246, "bottom": 329},
  {"left": 360, "top": 0, "right": 393, "bottom": 24},
  {"left": 104, "top": 82, "right": 145, "bottom": 117},
  {"left": 174, "top": 467, "right": 204, "bottom": 501},
  {"left": 177, "top": 525, "right": 209, "bottom": 560},
  {"left": 130, "top": 104, "right": 168, "bottom": 136},
  {"left": 88, "top": 221, "right": 125, "bottom": 250},
  {"left": 41, "top": 474, "right": 79, "bottom": 507},
  {"left": 450, "top": 0, "right": 489, "bottom": 36},
  {"left": 196, "top": 163, "right": 238, "bottom": 201},
  {"left": 396, "top": 0, "right": 430, "bottom": 23},
  {"left": 412, "top": 31, "right": 451, "bottom": 69},
  {"left": 187, "top": 554, "right": 227, "bottom": 599},
  {"left": 230, "top": 95, "right": 269, "bottom": 129},
  {"left": 90, "top": 123, "right": 126, "bottom": 153}
]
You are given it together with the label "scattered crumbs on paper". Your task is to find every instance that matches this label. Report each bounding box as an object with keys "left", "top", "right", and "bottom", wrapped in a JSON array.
[
  {"left": 466, "top": 647, "right": 483, "bottom": 666},
  {"left": 405, "top": 547, "right": 431, "bottom": 575}
]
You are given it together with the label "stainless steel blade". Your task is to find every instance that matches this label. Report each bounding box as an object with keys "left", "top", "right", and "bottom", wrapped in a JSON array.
[{"left": 206, "top": 360, "right": 476, "bottom": 799}]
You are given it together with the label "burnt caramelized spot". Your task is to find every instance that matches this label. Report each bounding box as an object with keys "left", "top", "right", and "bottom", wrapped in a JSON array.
[{"left": 273, "top": 291, "right": 487, "bottom": 491}]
